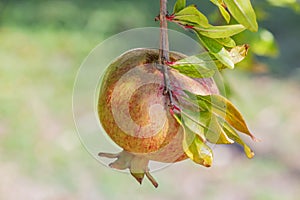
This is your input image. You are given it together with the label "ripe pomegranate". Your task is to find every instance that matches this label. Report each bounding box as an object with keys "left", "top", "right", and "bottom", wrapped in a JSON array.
[{"left": 97, "top": 48, "right": 218, "bottom": 187}]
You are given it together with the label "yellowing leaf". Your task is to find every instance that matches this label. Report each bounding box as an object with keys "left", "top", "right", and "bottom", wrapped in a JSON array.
[
  {"left": 229, "top": 44, "right": 249, "bottom": 63},
  {"left": 196, "top": 94, "right": 256, "bottom": 140},
  {"left": 182, "top": 110, "right": 234, "bottom": 144},
  {"left": 223, "top": 0, "right": 258, "bottom": 32},
  {"left": 173, "top": 91, "right": 256, "bottom": 161},
  {"left": 218, "top": 117, "right": 255, "bottom": 158},
  {"left": 183, "top": 133, "right": 213, "bottom": 167},
  {"left": 205, "top": 114, "right": 234, "bottom": 144},
  {"left": 173, "top": 112, "right": 213, "bottom": 167},
  {"left": 174, "top": 5, "right": 210, "bottom": 28},
  {"left": 194, "top": 24, "right": 245, "bottom": 38}
]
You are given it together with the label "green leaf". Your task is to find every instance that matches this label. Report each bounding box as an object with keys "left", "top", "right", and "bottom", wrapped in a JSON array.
[
  {"left": 198, "top": 34, "right": 222, "bottom": 53},
  {"left": 177, "top": 52, "right": 220, "bottom": 69},
  {"left": 213, "top": 48, "right": 235, "bottom": 69},
  {"left": 180, "top": 110, "right": 207, "bottom": 141},
  {"left": 197, "top": 34, "right": 234, "bottom": 69},
  {"left": 173, "top": 0, "right": 186, "bottom": 13},
  {"left": 208, "top": 44, "right": 248, "bottom": 70},
  {"left": 218, "top": 4, "right": 231, "bottom": 23},
  {"left": 180, "top": 104, "right": 234, "bottom": 144},
  {"left": 174, "top": 5, "right": 210, "bottom": 28},
  {"left": 190, "top": 36, "right": 249, "bottom": 69},
  {"left": 192, "top": 93, "right": 256, "bottom": 140},
  {"left": 214, "top": 37, "right": 236, "bottom": 48},
  {"left": 223, "top": 0, "right": 258, "bottom": 32},
  {"left": 181, "top": 89, "right": 211, "bottom": 111},
  {"left": 186, "top": 51, "right": 241, "bottom": 67},
  {"left": 210, "top": 0, "right": 231, "bottom": 23},
  {"left": 205, "top": 114, "right": 234, "bottom": 144},
  {"left": 171, "top": 54, "right": 216, "bottom": 78},
  {"left": 198, "top": 34, "right": 234, "bottom": 69},
  {"left": 174, "top": 52, "right": 218, "bottom": 69},
  {"left": 194, "top": 24, "right": 245, "bottom": 38},
  {"left": 218, "top": 117, "right": 255, "bottom": 158},
  {"left": 170, "top": 64, "right": 215, "bottom": 78}
]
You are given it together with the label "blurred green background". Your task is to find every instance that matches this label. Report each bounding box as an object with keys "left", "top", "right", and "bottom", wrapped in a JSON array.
[{"left": 1, "top": 0, "right": 300, "bottom": 199}]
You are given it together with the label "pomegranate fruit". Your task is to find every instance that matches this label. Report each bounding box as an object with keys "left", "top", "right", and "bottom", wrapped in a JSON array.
[{"left": 97, "top": 48, "right": 218, "bottom": 187}]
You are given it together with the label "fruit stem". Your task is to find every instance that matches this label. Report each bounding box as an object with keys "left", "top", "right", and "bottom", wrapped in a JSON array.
[{"left": 158, "top": 0, "right": 174, "bottom": 107}]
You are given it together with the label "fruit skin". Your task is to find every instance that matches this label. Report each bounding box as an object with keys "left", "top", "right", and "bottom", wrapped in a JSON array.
[{"left": 98, "top": 48, "right": 218, "bottom": 163}]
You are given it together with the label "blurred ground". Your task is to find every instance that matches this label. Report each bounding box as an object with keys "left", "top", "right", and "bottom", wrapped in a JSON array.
[{"left": 1, "top": 0, "right": 300, "bottom": 200}]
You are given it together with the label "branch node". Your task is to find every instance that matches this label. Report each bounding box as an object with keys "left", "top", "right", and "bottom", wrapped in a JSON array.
[{"left": 155, "top": 14, "right": 160, "bottom": 21}]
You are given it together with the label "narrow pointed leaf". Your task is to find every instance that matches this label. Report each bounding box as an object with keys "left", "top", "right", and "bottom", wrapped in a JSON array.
[
  {"left": 173, "top": 113, "right": 213, "bottom": 167},
  {"left": 198, "top": 34, "right": 222, "bottom": 53},
  {"left": 170, "top": 63, "right": 215, "bottom": 78},
  {"left": 218, "top": 4, "right": 231, "bottom": 23},
  {"left": 174, "top": 52, "right": 219, "bottom": 71},
  {"left": 180, "top": 109, "right": 208, "bottom": 141},
  {"left": 181, "top": 92, "right": 210, "bottom": 111},
  {"left": 186, "top": 43, "right": 249, "bottom": 70},
  {"left": 181, "top": 109, "right": 234, "bottom": 144},
  {"left": 170, "top": 54, "right": 216, "bottom": 78},
  {"left": 223, "top": 0, "right": 258, "bottom": 32},
  {"left": 218, "top": 117, "right": 255, "bottom": 158},
  {"left": 198, "top": 34, "right": 234, "bottom": 69},
  {"left": 175, "top": 52, "right": 223, "bottom": 71},
  {"left": 175, "top": 52, "right": 214, "bottom": 66},
  {"left": 214, "top": 37, "right": 236, "bottom": 48},
  {"left": 174, "top": 5, "right": 210, "bottom": 28},
  {"left": 173, "top": 0, "right": 186, "bottom": 13},
  {"left": 194, "top": 24, "right": 245, "bottom": 38},
  {"left": 214, "top": 48, "right": 235, "bottom": 69},
  {"left": 196, "top": 94, "right": 256, "bottom": 140},
  {"left": 205, "top": 114, "right": 234, "bottom": 144},
  {"left": 210, "top": 0, "right": 231, "bottom": 23},
  {"left": 183, "top": 132, "right": 213, "bottom": 167}
]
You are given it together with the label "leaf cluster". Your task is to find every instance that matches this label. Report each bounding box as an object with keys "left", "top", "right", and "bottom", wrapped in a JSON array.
[
  {"left": 172, "top": 90, "right": 257, "bottom": 166},
  {"left": 169, "top": 0, "right": 259, "bottom": 167},
  {"left": 170, "top": 0, "right": 258, "bottom": 72}
]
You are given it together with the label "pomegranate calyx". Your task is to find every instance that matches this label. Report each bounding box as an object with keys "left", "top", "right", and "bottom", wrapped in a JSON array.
[{"left": 99, "top": 150, "right": 158, "bottom": 188}]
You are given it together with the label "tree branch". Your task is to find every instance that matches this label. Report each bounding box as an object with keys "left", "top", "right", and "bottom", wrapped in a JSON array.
[{"left": 159, "top": 0, "right": 174, "bottom": 106}]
